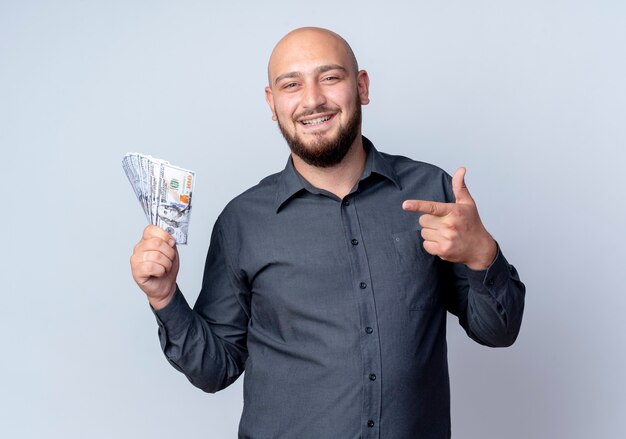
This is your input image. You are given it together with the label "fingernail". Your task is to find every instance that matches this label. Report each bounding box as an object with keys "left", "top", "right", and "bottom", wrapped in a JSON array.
[
  {"left": 169, "top": 239, "right": 175, "bottom": 247},
  {"left": 403, "top": 202, "right": 413, "bottom": 210}
]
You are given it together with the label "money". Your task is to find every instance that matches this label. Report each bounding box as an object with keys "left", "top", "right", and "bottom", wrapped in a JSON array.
[{"left": 122, "top": 153, "right": 195, "bottom": 245}]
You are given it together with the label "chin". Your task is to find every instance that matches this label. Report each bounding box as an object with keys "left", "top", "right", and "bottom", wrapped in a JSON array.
[{"left": 277, "top": 103, "right": 362, "bottom": 168}]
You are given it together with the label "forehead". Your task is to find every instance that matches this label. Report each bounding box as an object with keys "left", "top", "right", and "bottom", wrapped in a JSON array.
[{"left": 268, "top": 30, "right": 354, "bottom": 83}]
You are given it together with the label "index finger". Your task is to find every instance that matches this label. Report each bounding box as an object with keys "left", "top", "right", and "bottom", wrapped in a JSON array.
[
  {"left": 402, "top": 200, "right": 454, "bottom": 217},
  {"left": 142, "top": 224, "right": 175, "bottom": 246}
]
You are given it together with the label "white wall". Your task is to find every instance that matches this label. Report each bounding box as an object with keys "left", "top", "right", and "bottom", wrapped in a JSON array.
[{"left": 2, "top": 1, "right": 624, "bottom": 437}]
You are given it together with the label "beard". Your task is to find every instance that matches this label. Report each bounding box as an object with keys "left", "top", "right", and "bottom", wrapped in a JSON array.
[{"left": 277, "top": 101, "right": 362, "bottom": 168}]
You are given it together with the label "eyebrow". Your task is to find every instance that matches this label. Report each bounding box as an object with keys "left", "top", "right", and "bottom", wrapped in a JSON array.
[{"left": 274, "top": 64, "right": 348, "bottom": 86}]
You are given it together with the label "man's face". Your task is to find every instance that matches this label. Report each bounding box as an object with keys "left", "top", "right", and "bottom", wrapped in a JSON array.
[{"left": 265, "top": 30, "right": 370, "bottom": 167}]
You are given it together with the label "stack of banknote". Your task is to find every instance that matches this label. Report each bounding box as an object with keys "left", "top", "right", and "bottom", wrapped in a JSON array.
[{"left": 122, "top": 153, "right": 195, "bottom": 244}]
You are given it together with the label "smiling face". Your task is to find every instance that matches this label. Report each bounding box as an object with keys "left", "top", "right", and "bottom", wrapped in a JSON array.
[{"left": 265, "top": 28, "right": 370, "bottom": 168}]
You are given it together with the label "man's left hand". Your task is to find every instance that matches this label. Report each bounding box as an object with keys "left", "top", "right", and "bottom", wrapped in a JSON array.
[{"left": 402, "top": 167, "right": 497, "bottom": 270}]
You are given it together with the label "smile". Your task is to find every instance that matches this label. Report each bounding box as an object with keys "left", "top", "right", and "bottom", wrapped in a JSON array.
[{"left": 299, "top": 114, "right": 335, "bottom": 126}]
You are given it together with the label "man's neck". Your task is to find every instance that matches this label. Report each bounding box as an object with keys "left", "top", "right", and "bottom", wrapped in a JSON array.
[{"left": 291, "top": 136, "right": 367, "bottom": 200}]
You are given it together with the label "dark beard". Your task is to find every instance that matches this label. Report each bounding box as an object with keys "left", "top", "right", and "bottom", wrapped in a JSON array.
[{"left": 277, "top": 104, "right": 361, "bottom": 168}]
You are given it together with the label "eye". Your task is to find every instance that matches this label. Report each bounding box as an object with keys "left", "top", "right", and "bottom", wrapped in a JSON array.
[
  {"left": 282, "top": 82, "right": 298, "bottom": 90},
  {"left": 322, "top": 76, "right": 340, "bottom": 82}
]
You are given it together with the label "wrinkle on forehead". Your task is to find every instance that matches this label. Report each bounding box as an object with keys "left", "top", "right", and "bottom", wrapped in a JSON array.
[{"left": 267, "top": 27, "right": 359, "bottom": 86}]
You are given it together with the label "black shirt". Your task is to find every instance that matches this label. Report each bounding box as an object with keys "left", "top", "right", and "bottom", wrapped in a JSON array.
[{"left": 154, "top": 136, "right": 525, "bottom": 439}]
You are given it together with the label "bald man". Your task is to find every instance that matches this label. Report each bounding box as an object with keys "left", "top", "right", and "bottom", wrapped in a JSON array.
[{"left": 131, "top": 27, "right": 525, "bottom": 439}]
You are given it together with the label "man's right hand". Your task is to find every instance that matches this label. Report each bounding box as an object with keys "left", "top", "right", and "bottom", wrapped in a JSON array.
[{"left": 130, "top": 225, "right": 180, "bottom": 310}]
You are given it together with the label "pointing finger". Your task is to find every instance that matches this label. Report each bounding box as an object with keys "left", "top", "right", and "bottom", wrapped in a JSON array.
[{"left": 402, "top": 199, "right": 454, "bottom": 217}]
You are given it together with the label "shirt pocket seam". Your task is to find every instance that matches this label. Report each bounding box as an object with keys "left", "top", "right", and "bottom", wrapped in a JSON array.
[{"left": 391, "top": 228, "right": 439, "bottom": 311}]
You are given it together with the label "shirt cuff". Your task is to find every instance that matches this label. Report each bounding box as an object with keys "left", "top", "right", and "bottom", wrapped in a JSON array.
[
  {"left": 464, "top": 243, "right": 513, "bottom": 293},
  {"left": 152, "top": 286, "right": 194, "bottom": 339}
]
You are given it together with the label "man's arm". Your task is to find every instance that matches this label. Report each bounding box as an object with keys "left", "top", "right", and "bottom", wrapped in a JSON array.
[
  {"left": 130, "top": 221, "right": 249, "bottom": 392},
  {"left": 402, "top": 167, "right": 525, "bottom": 346}
]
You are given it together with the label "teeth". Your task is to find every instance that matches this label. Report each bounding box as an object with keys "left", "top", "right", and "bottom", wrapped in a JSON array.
[{"left": 302, "top": 115, "right": 330, "bottom": 125}]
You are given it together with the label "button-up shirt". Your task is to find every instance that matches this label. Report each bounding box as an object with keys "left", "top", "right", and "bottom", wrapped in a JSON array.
[{"left": 153, "top": 137, "right": 526, "bottom": 439}]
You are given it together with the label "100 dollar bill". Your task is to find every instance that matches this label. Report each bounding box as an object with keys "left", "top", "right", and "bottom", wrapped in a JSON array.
[
  {"left": 122, "top": 153, "right": 195, "bottom": 245},
  {"left": 154, "top": 162, "right": 194, "bottom": 245}
]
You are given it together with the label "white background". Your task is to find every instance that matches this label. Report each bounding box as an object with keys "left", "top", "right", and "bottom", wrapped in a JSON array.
[{"left": 2, "top": 1, "right": 625, "bottom": 437}]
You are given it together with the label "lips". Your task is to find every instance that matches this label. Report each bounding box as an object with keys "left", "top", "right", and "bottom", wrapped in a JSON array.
[{"left": 298, "top": 113, "right": 335, "bottom": 127}]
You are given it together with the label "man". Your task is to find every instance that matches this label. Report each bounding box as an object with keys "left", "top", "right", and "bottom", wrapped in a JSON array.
[{"left": 130, "top": 27, "right": 525, "bottom": 439}]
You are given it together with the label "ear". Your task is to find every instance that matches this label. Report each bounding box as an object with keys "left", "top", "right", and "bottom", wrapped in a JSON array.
[
  {"left": 265, "top": 86, "right": 277, "bottom": 121},
  {"left": 356, "top": 70, "right": 370, "bottom": 105}
]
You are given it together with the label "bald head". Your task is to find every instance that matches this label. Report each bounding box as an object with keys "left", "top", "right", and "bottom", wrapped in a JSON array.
[{"left": 267, "top": 27, "right": 359, "bottom": 87}]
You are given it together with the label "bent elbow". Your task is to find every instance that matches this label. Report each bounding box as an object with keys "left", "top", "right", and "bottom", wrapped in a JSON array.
[
  {"left": 469, "top": 316, "right": 523, "bottom": 348},
  {"left": 488, "top": 330, "right": 520, "bottom": 348}
]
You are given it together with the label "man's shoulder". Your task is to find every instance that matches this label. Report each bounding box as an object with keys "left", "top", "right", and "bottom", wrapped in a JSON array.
[
  {"left": 370, "top": 144, "right": 454, "bottom": 203},
  {"left": 219, "top": 169, "right": 283, "bottom": 220},
  {"left": 240, "top": 170, "right": 284, "bottom": 198},
  {"left": 376, "top": 148, "right": 451, "bottom": 182}
]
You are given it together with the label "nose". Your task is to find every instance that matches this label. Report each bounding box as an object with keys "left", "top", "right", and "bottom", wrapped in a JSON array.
[{"left": 301, "top": 82, "right": 326, "bottom": 109}]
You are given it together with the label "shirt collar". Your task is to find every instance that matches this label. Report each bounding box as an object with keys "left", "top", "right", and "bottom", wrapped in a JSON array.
[{"left": 273, "top": 136, "right": 402, "bottom": 213}]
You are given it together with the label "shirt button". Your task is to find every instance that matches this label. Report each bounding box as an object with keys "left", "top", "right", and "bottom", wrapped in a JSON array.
[
  {"left": 343, "top": 199, "right": 350, "bottom": 206},
  {"left": 369, "top": 373, "right": 377, "bottom": 381},
  {"left": 359, "top": 282, "right": 367, "bottom": 289},
  {"left": 367, "top": 420, "right": 375, "bottom": 428},
  {"left": 351, "top": 239, "right": 359, "bottom": 246},
  {"left": 365, "top": 327, "right": 373, "bottom": 334},
  {"left": 487, "top": 278, "right": 495, "bottom": 286}
]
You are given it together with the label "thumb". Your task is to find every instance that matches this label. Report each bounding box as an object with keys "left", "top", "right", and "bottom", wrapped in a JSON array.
[{"left": 452, "top": 167, "right": 474, "bottom": 204}]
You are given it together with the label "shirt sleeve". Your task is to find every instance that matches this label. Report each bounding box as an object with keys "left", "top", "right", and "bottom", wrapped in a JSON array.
[
  {"left": 444, "top": 244, "right": 526, "bottom": 347},
  {"left": 152, "top": 216, "right": 250, "bottom": 393},
  {"left": 438, "top": 171, "right": 526, "bottom": 347}
]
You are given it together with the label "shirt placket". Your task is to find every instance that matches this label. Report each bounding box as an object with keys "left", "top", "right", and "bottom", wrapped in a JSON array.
[{"left": 341, "top": 195, "right": 382, "bottom": 439}]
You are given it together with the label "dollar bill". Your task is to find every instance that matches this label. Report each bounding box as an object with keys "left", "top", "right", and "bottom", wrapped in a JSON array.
[
  {"left": 155, "top": 162, "right": 194, "bottom": 245},
  {"left": 122, "top": 153, "right": 150, "bottom": 222},
  {"left": 122, "top": 153, "right": 195, "bottom": 244}
]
